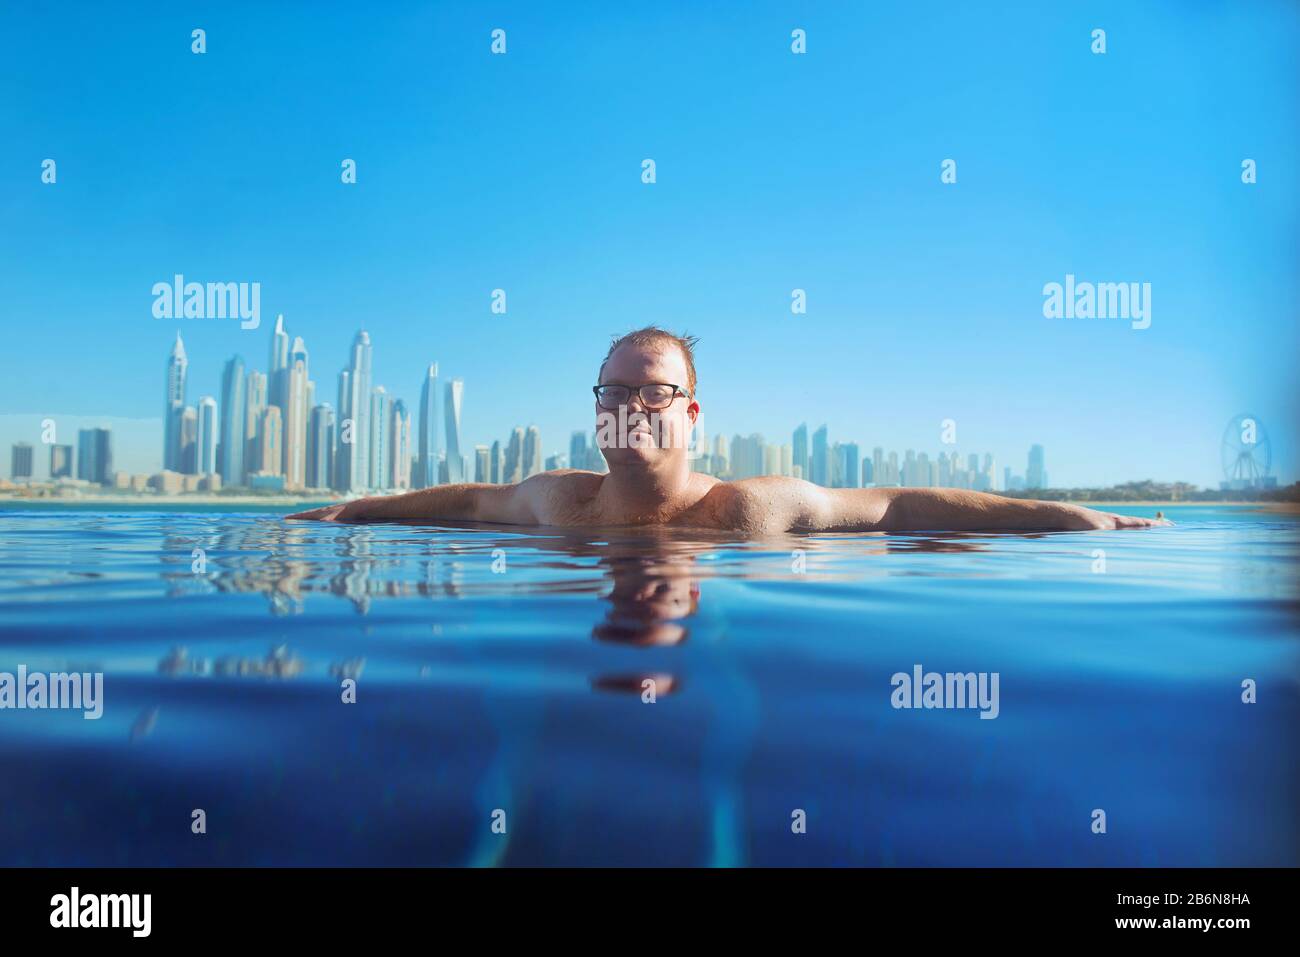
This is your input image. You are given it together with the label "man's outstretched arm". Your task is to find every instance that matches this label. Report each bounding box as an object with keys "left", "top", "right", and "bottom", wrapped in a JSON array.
[
  {"left": 804, "top": 485, "right": 1170, "bottom": 532},
  {"left": 286, "top": 481, "right": 534, "bottom": 524}
]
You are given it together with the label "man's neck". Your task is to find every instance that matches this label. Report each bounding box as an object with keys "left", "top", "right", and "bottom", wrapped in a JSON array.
[{"left": 599, "top": 457, "right": 695, "bottom": 523}]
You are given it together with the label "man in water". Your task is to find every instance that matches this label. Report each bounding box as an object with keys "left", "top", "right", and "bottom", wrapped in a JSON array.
[{"left": 288, "top": 327, "right": 1169, "bottom": 533}]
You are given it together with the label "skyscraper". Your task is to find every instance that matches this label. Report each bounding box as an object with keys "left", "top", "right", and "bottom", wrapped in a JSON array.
[
  {"left": 50, "top": 444, "right": 72, "bottom": 479},
  {"left": 164, "top": 332, "right": 187, "bottom": 471},
  {"left": 268, "top": 314, "right": 290, "bottom": 415},
  {"left": 793, "top": 423, "right": 809, "bottom": 482},
  {"left": 417, "top": 363, "right": 440, "bottom": 488},
  {"left": 523, "top": 425, "right": 542, "bottom": 479},
  {"left": 333, "top": 369, "right": 351, "bottom": 490},
  {"left": 307, "top": 404, "right": 336, "bottom": 490},
  {"left": 219, "top": 355, "right": 246, "bottom": 486},
  {"left": 763, "top": 443, "right": 780, "bottom": 477},
  {"left": 10, "top": 443, "right": 33, "bottom": 480},
  {"left": 569, "top": 431, "right": 588, "bottom": 475},
  {"left": 77, "top": 428, "right": 112, "bottom": 485},
  {"left": 390, "top": 398, "right": 412, "bottom": 490},
  {"left": 503, "top": 427, "right": 524, "bottom": 484},
  {"left": 1027, "top": 444, "right": 1046, "bottom": 489},
  {"left": 245, "top": 370, "right": 267, "bottom": 475},
  {"left": 444, "top": 379, "right": 464, "bottom": 483},
  {"left": 339, "top": 331, "right": 372, "bottom": 492},
  {"left": 370, "top": 386, "right": 391, "bottom": 490},
  {"left": 840, "top": 442, "right": 861, "bottom": 488},
  {"left": 728, "top": 434, "right": 764, "bottom": 479},
  {"left": 258, "top": 406, "right": 282, "bottom": 477},
  {"left": 180, "top": 407, "right": 198, "bottom": 474},
  {"left": 196, "top": 396, "right": 218, "bottom": 475},
  {"left": 811, "top": 425, "right": 829, "bottom": 486},
  {"left": 284, "top": 336, "right": 310, "bottom": 489},
  {"left": 490, "top": 440, "right": 503, "bottom": 483},
  {"left": 711, "top": 434, "right": 729, "bottom": 478},
  {"left": 474, "top": 446, "right": 491, "bottom": 483}
]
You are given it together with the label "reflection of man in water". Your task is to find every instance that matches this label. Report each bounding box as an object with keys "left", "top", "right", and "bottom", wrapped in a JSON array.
[
  {"left": 592, "top": 557, "right": 699, "bottom": 647},
  {"left": 290, "top": 327, "right": 1170, "bottom": 533}
]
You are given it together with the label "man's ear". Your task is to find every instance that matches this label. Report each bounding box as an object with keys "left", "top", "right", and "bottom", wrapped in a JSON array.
[{"left": 687, "top": 400, "right": 700, "bottom": 423}]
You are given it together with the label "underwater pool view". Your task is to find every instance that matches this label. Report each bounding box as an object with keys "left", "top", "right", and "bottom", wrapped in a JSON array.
[{"left": 0, "top": 504, "right": 1296, "bottom": 866}]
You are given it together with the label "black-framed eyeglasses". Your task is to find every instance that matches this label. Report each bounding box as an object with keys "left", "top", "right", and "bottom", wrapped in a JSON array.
[{"left": 593, "top": 383, "right": 691, "bottom": 411}]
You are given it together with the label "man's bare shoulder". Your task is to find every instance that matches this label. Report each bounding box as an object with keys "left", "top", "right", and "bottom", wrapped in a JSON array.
[
  {"left": 517, "top": 469, "right": 606, "bottom": 523},
  {"left": 693, "top": 475, "right": 830, "bottom": 532}
]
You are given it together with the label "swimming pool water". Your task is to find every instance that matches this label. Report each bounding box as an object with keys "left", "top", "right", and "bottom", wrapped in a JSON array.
[{"left": 0, "top": 505, "right": 1295, "bottom": 866}]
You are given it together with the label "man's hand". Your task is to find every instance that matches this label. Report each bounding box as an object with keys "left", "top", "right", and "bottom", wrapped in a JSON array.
[
  {"left": 1057, "top": 504, "right": 1173, "bottom": 530},
  {"left": 285, "top": 501, "right": 361, "bottom": 522}
]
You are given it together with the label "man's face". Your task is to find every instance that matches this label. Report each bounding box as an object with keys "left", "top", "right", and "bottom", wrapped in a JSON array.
[{"left": 595, "top": 342, "right": 699, "bottom": 466}]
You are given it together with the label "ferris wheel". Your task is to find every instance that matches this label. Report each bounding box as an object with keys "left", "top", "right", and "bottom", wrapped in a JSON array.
[{"left": 1221, "top": 414, "right": 1272, "bottom": 486}]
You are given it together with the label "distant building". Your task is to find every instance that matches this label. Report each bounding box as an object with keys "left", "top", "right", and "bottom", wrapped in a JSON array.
[
  {"left": 284, "top": 336, "right": 310, "bottom": 489},
  {"left": 475, "top": 446, "right": 491, "bottom": 482},
  {"left": 1027, "top": 444, "right": 1046, "bottom": 489},
  {"left": 76, "top": 428, "right": 113, "bottom": 485},
  {"left": 810, "top": 425, "right": 829, "bottom": 486},
  {"left": 10, "top": 443, "right": 33, "bottom": 481},
  {"left": 417, "top": 363, "right": 440, "bottom": 487},
  {"left": 258, "top": 406, "right": 283, "bottom": 477},
  {"left": 244, "top": 369, "right": 268, "bottom": 475},
  {"left": 149, "top": 470, "right": 184, "bottom": 494},
  {"left": 490, "top": 439, "right": 503, "bottom": 484},
  {"left": 369, "top": 386, "right": 391, "bottom": 489},
  {"left": 444, "top": 379, "right": 464, "bottom": 483},
  {"left": 728, "top": 434, "right": 764, "bottom": 480},
  {"left": 793, "top": 423, "right": 809, "bottom": 482},
  {"left": 164, "top": 333, "right": 187, "bottom": 472},
  {"left": 50, "top": 443, "right": 73, "bottom": 479},
  {"left": 570, "top": 432, "right": 589, "bottom": 474},
  {"left": 195, "top": 396, "right": 218, "bottom": 476},
  {"left": 390, "top": 399, "right": 412, "bottom": 490},
  {"left": 523, "top": 426, "right": 542, "bottom": 479},
  {"left": 339, "top": 331, "right": 372, "bottom": 492},
  {"left": 839, "top": 442, "right": 861, "bottom": 488},
  {"left": 219, "top": 355, "right": 246, "bottom": 486},
  {"left": 306, "top": 404, "right": 336, "bottom": 489},
  {"left": 503, "top": 427, "right": 524, "bottom": 484},
  {"left": 179, "top": 406, "right": 197, "bottom": 474}
]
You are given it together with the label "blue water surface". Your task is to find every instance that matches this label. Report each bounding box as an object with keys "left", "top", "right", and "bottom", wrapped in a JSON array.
[{"left": 0, "top": 504, "right": 1295, "bottom": 866}]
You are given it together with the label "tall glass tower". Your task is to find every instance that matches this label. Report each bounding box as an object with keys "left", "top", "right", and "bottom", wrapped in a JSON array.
[
  {"left": 284, "top": 336, "right": 310, "bottom": 489},
  {"left": 1027, "top": 444, "right": 1046, "bottom": 489},
  {"left": 792, "top": 423, "right": 808, "bottom": 481},
  {"left": 417, "top": 363, "right": 440, "bottom": 488},
  {"left": 219, "top": 355, "right": 245, "bottom": 486},
  {"left": 340, "top": 331, "right": 372, "bottom": 491},
  {"left": 164, "top": 333, "right": 187, "bottom": 471},
  {"left": 196, "top": 396, "right": 218, "bottom": 475},
  {"left": 444, "top": 379, "right": 464, "bottom": 483}
]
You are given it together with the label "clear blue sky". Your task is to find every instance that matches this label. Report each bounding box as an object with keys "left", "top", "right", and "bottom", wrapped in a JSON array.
[{"left": 2, "top": 0, "right": 1296, "bottom": 487}]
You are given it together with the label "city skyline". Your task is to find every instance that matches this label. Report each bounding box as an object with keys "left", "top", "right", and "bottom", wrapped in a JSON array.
[
  {"left": 0, "top": 320, "right": 1286, "bottom": 495},
  {"left": 1, "top": 324, "right": 1207, "bottom": 497},
  {"left": 1, "top": 3, "right": 1295, "bottom": 491}
]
